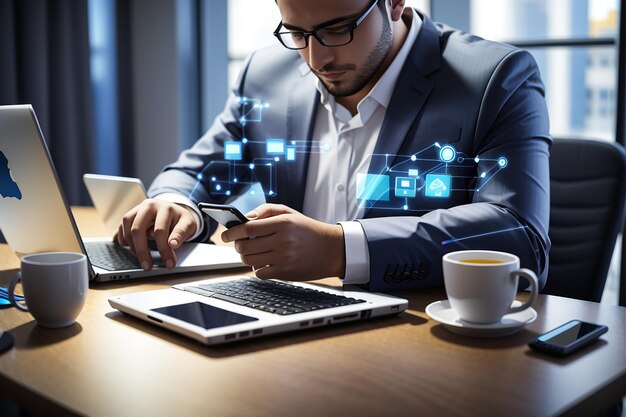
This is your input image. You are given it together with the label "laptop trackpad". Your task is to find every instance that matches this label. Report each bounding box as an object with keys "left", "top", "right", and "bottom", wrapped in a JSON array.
[{"left": 151, "top": 302, "right": 258, "bottom": 330}]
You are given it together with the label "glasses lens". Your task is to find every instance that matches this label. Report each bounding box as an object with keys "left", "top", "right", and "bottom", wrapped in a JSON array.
[
  {"left": 278, "top": 32, "right": 306, "bottom": 49},
  {"left": 317, "top": 26, "right": 352, "bottom": 47}
]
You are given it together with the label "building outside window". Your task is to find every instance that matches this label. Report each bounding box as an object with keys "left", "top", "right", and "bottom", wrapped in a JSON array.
[{"left": 470, "top": 0, "right": 619, "bottom": 140}]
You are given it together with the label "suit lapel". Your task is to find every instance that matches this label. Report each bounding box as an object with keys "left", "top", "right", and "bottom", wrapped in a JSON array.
[
  {"left": 364, "top": 13, "right": 442, "bottom": 216},
  {"left": 274, "top": 62, "right": 319, "bottom": 211}
]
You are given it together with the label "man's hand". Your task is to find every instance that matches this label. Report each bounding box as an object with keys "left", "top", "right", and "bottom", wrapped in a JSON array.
[
  {"left": 221, "top": 204, "right": 346, "bottom": 281},
  {"left": 114, "top": 199, "right": 198, "bottom": 271}
]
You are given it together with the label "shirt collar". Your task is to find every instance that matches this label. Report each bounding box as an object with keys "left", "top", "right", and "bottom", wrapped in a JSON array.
[{"left": 315, "top": 8, "right": 422, "bottom": 113}]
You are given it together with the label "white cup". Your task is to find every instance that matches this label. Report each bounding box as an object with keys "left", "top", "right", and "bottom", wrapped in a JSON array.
[
  {"left": 442, "top": 250, "right": 539, "bottom": 324},
  {"left": 8, "top": 252, "right": 88, "bottom": 328}
]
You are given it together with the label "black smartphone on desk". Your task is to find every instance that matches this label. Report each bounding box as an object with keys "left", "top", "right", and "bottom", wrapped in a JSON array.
[
  {"left": 198, "top": 203, "right": 249, "bottom": 229},
  {"left": 528, "top": 320, "right": 608, "bottom": 357}
]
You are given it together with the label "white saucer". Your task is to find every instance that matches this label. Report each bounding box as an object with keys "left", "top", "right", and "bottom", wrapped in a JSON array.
[{"left": 425, "top": 300, "right": 537, "bottom": 337}]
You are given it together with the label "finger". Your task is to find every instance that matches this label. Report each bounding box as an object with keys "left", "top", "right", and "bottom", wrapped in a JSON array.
[
  {"left": 239, "top": 251, "right": 274, "bottom": 268},
  {"left": 221, "top": 219, "right": 272, "bottom": 242},
  {"left": 121, "top": 211, "right": 139, "bottom": 254},
  {"left": 168, "top": 213, "right": 197, "bottom": 249},
  {"left": 114, "top": 224, "right": 127, "bottom": 246},
  {"left": 235, "top": 234, "right": 277, "bottom": 256},
  {"left": 251, "top": 203, "right": 297, "bottom": 220},
  {"left": 254, "top": 265, "right": 284, "bottom": 280},
  {"left": 129, "top": 208, "right": 156, "bottom": 271},
  {"left": 223, "top": 215, "right": 291, "bottom": 242},
  {"left": 153, "top": 208, "right": 177, "bottom": 269},
  {"left": 252, "top": 265, "right": 271, "bottom": 279},
  {"left": 241, "top": 216, "right": 296, "bottom": 240}
]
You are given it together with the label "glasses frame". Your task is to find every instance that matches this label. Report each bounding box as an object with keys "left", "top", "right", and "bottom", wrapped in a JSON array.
[{"left": 273, "top": 0, "right": 381, "bottom": 50}]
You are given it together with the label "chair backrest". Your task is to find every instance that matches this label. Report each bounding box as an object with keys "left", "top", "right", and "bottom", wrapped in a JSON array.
[{"left": 544, "top": 138, "right": 626, "bottom": 302}]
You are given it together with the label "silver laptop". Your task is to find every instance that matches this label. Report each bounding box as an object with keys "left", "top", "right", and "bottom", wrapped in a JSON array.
[
  {"left": 0, "top": 104, "right": 244, "bottom": 282},
  {"left": 109, "top": 275, "right": 408, "bottom": 345}
]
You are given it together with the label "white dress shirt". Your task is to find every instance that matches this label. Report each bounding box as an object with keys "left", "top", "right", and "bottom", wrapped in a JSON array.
[
  {"left": 303, "top": 9, "right": 421, "bottom": 284},
  {"left": 158, "top": 9, "right": 421, "bottom": 284}
]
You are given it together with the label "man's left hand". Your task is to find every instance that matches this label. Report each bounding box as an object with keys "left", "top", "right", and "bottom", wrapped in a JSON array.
[{"left": 221, "top": 204, "right": 346, "bottom": 281}]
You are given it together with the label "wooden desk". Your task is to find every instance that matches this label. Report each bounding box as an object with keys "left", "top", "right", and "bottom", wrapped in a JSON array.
[{"left": 0, "top": 208, "right": 625, "bottom": 417}]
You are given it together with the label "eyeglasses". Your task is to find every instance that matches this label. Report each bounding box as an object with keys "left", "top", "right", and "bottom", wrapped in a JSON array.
[{"left": 273, "top": 0, "right": 380, "bottom": 50}]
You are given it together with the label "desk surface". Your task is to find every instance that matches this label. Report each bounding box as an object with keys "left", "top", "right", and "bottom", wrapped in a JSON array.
[{"left": 0, "top": 208, "right": 625, "bottom": 417}]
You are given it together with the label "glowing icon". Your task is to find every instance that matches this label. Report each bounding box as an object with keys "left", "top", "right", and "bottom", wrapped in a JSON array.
[
  {"left": 224, "top": 142, "right": 243, "bottom": 160},
  {"left": 286, "top": 146, "right": 296, "bottom": 161},
  {"left": 211, "top": 181, "right": 229, "bottom": 194},
  {"left": 238, "top": 97, "right": 268, "bottom": 124},
  {"left": 425, "top": 174, "right": 451, "bottom": 198},
  {"left": 394, "top": 177, "right": 416, "bottom": 198},
  {"left": 356, "top": 173, "right": 390, "bottom": 201},
  {"left": 439, "top": 145, "right": 456, "bottom": 163},
  {"left": 408, "top": 169, "right": 419, "bottom": 177},
  {"left": 266, "top": 139, "right": 286, "bottom": 155},
  {"left": 498, "top": 157, "right": 508, "bottom": 168}
]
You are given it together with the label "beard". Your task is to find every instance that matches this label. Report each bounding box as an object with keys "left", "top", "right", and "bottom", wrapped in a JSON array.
[{"left": 314, "top": 13, "right": 393, "bottom": 97}]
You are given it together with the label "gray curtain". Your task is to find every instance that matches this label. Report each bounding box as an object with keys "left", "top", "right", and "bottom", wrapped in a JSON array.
[{"left": 0, "top": 0, "right": 95, "bottom": 206}]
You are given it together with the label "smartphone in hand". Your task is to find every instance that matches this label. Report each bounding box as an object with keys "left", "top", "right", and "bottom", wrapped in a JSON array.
[
  {"left": 528, "top": 320, "right": 608, "bottom": 356},
  {"left": 198, "top": 203, "right": 249, "bottom": 229}
]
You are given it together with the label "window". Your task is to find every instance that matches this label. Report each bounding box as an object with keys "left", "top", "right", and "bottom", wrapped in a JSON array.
[
  {"left": 469, "top": 0, "right": 619, "bottom": 140},
  {"left": 88, "top": 0, "right": 120, "bottom": 174}
]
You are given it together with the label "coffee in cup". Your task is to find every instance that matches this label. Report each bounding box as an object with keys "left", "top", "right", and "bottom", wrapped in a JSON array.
[
  {"left": 442, "top": 250, "right": 538, "bottom": 324},
  {"left": 8, "top": 252, "right": 88, "bottom": 328}
]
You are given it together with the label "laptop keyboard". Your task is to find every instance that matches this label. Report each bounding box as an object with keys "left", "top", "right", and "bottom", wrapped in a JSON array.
[
  {"left": 84, "top": 241, "right": 143, "bottom": 271},
  {"left": 184, "top": 278, "right": 365, "bottom": 315}
]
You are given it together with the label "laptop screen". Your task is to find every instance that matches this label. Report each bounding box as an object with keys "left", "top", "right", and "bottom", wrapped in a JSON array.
[{"left": 0, "top": 105, "right": 85, "bottom": 258}]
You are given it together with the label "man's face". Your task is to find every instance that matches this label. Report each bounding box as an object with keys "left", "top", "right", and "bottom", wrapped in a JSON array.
[{"left": 276, "top": 0, "right": 393, "bottom": 98}]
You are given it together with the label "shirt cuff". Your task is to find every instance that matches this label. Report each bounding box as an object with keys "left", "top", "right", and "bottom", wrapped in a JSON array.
[
  {"left": 153, "top": 193, "right": 204, "bottom": 241},
  {"left": 338, "top": 221, "right": 370, "bottom": 285}
]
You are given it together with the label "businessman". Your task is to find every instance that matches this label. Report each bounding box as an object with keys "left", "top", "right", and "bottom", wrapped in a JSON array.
[{"left": 117, "top": 0, "right": 551, "bottom": 291}]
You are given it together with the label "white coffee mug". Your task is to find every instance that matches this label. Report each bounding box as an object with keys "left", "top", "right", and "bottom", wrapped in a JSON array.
[
  {"left": 442, "top": 250, "right": 539, "bottom": 324},
  {"left": 8, "top": 252, "right": 88, "bottom": 328}
]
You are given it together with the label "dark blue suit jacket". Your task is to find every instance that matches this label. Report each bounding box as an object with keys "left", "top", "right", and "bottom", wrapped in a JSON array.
[{"left": 149, "top": 13, "right": 552, "bottom": 292}]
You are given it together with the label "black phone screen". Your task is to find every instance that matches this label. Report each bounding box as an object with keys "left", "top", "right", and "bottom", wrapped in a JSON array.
[
  {"left": 536, "top": 320, "right": 603, "bottom": 347},
  {"left": 199, "top": 203, "right": 249, "bottom": 228}
]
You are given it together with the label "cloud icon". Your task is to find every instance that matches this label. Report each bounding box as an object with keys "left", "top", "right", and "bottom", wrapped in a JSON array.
[
  {"left": 425, "top": 174, "right": 451, "bottom": 198},
  {"left": 429, "top": 178, "right": 447, "bottom": 191}
]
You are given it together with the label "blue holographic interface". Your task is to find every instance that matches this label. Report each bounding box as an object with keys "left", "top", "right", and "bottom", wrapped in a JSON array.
[
  {"left": 188, "top": 97, "right": 508, "bottom": 212},
  {"left": 355, "top": 142, "right": 508, "bottom": 212}
]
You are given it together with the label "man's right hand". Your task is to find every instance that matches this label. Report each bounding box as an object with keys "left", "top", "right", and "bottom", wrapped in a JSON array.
[{"left": 114, "top": 199, "right": 198, "bottom": 271}]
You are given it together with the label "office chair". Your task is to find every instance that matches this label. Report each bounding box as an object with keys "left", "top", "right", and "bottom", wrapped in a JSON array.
[{"left": 543, "top": 138, "right": 626, "bottom": 302}]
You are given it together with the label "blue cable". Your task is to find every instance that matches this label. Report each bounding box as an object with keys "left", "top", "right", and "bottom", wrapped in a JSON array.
[{"left": 0, "top": 287, "right": 24, "bottom": 309}]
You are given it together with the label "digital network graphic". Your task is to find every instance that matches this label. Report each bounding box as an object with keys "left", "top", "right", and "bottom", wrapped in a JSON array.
[
  {"left": 187, "top": 96, "right": 518, "bottom": 245},
  {"left": 189, "top": 96, "right": 331, "bottom": 201},
  {"left": 355, "top": 142, "right": 509, "bottom": 213}
]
